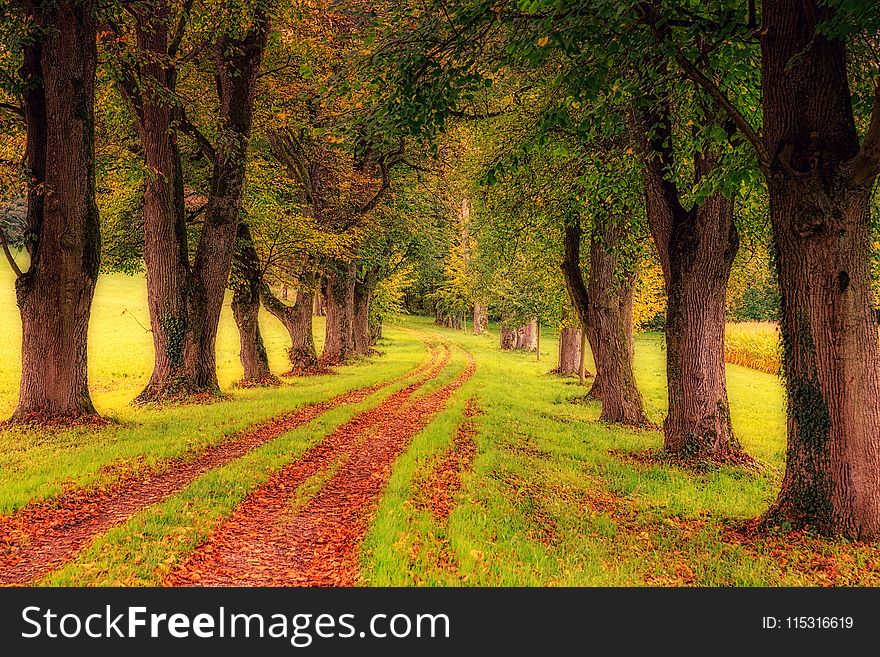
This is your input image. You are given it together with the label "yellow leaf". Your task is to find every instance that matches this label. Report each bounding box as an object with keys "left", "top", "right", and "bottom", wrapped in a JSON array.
[{"left": 537, "top": 36, "right": 549, "bottom": 47}]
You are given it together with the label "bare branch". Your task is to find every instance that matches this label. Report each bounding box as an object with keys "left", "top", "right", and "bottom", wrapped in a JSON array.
[{"left": 0, "top": 102, "right": 25, "bottom": 119}]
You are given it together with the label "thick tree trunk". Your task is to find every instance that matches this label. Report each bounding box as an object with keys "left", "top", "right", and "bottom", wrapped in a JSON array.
[
  {"left": 500, "top": 326, "right": 517, "bottom": 350},
  {"left": 129, "top": 1, "right": 193, "bottom": 403},
  {"left": 323, "top": 263, "right": 356, "bottom": 363},
  {"left": 562, "top": 213, "right": 649, "bottom": 427},
  {"left": 639, "top": 101, "right": 741, "bottom": 457},
  {"left": 473, "top": 303, "right": 488, "bottom": 334},
  {"left": 231, "top": 223, "right": 274, "bottom": 385},
  {"left": 557, "top": 326, "right": 582, "bottom": 376},
  {"left": 131, "top": 8, "right": 268, "bottom": 401},
  {"left": 261, "top": 283, "right": 318, "bottom": 373},
  {"left": 11, "top": 1, "right": 100, "bottom": 422},
  {"left": 516, "top": 319, "right": 538, "bottom": 351},
  {"left": 353, "top": 267, "right": 378, "bottom": 355},
  {"left": 758, "top": 1, "right": 880, "bottom": 538},
  {"left": 180, "top": 16, "right": 268, "bottom": 394},
  {"left": 313, "top": 291, "right": 324, "bottom": 316}
]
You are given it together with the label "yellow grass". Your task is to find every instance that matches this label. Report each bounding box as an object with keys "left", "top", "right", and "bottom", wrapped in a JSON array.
[{"left": 725, "top": 321, "right": 781, "bottom": 375}]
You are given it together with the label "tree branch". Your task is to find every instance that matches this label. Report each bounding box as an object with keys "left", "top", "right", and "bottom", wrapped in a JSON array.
[
  {"left": 673, "top": 51, "right": 770, "bottom": 171},
  {"left": 0, "top": 102, "right": 24, "bottom": 119},
  {"left": 178, "top": 111, "right": 216, "bottom": 161},
  {"left": 560, "top": 213, "right": 592, "bottom": 330},
  {"left": 847, "top": 82, "right": 880, "bottom": 185},
  {"left": 0, "top": 226, "right": 23, "bottom": 279}
]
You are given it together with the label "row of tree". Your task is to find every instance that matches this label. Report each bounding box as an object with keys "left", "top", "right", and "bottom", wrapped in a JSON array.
[
  {"left": 0, "top": 0, "right": 424, "bottom": 417},
  {"left": 373, "top": 0, "right": 880, "bottom": 540}
]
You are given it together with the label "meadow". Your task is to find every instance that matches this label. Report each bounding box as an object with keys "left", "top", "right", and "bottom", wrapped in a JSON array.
[
  {"left": 724, "top": 321, "right": 781, "bottom": 375},
  {"left": 4, "top": 267, "right": 880, "bottom": 586}
]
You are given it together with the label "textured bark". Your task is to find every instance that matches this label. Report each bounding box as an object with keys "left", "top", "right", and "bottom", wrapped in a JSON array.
[
  {"left": 562, "top": 213, "right": 649, "bottom": 427},
  {"left": 557, "top": 326, "right": 582, "bottom": 376},
  {"left": 261, "top": 282, "right": 318, "bottom": 373},
  {"left": 353, "top": 267, "right": 379, "bottom": 355},
  {"left": 182, "top": 19, "right": 268, "bottom": 394},
  {"left": 638, "top": 101, "right": 741, "bottom": 458},
  {"left": 129, "top": 7, "right": 268, "bottom": 401},
  {"left": 517, "top": 319, "right": 538, "bottom": 351},
  {"left": 231, "top": 223, "right": 274, "bottom": 384},
  {"left": 130, "top": 1, "right": 193, "bottom": 402},
  {"left": 758, "top": 1, "right": 880, "bottom": 538},
  {"left": 323, "top": 263, "right": 356, "bottom": 363},
  {"left": 11, "top": 1, "right": 100, "bottom": 422},
  {"left": 500, "top": 326, "right": 517, "bottom": 350},
  {"left": 473, "top": 303, "right": 488, "bottom": 334}
]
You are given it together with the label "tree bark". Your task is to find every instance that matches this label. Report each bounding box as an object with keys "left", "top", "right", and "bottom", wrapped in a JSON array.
[
  {"left": 500, "top": 325, "right": 517, "bottom": 350},
  {"left": 557, "top": 326, "right": 582, "bottom": 376},
  {"left": 562, "top": 212, "right": 649, "bottom": 427},
  {"left": 129, "top": 7, "right": 268, "bottom": 401},
  {"left": 127, "top": 1, "right": 193, "bottom": 402},
  {"left": 11, "top": 0, "right": 100, "bottom": 422},
  {"left": 261, "top": 282, "right": 318, "bottom": 373},
  {"left": 638, "top": 100, "right": 741, "bottom": 459},
  {"left": 473, "top": 303, "right": 488, "bottom": 334},
  {"left": 323, "top": 262, "right": 356, "bottom": 363},
  {"left": 757, "top": 1, "right": 880, "bottom": 538},
  {"left": 180, "top": 15, "right": 268, "bottom": 394},
  {"left": 231, "top": 222, "right": 274, "bottom": 385},
  {"left": 353, "top": 266, "right": 379, "bottom": 355}
]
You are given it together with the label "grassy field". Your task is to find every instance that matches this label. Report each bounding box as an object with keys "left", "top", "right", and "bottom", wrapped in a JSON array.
[
  {"left": 3, "top": 268, "right": 880, "bottom": 586},
  {"left": 725, "top": 321, "right": 781, "bottom": 375}
]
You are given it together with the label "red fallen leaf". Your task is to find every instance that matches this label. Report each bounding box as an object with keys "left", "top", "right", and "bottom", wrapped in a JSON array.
[{"left": 165, "top": 347, "right": 475, "bottom": 587}]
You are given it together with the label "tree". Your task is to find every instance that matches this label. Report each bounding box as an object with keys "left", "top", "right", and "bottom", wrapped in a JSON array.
[
  {"left": 114, "top": 0, "right": 270, "bottom": 401},
  {"left": 8, "top": 0, "right": 101, "bottom": 422}
]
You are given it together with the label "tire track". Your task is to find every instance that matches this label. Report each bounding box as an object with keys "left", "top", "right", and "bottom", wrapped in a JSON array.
[
  {"left": 167, "top": 346, "right": 475, "bottom": 587},
  {"left": 0, "top": 336, "right": 442, "bottom": 586}
]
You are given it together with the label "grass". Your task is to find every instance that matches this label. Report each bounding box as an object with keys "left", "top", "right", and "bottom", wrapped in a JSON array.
[
  {"left": 725, "top": 321, "right": 781, "bottom": 375},
  {"left": 3, "top": 268, "right": 880, "bottom": 586}
]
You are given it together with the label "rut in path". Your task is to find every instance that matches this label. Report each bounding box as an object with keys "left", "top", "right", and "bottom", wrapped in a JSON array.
[
  {"left": 166, "top": 348, "right": 476, "bottom": 587},
  {"left": 0, "top": 338, "right": 445, "bottom": 586}
]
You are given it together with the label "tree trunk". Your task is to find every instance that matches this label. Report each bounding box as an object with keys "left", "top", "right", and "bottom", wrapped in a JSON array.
[
  {"left": 180, "top": 15, "right": 268, "bottom": 394},
  {"left": 562, "top": 212, "right": 649, "bottom": 427},
  {"left": 578, "top": 327, "right": 589, "bottom": 385},
  {"left": 353, "top": 267, "right": 379, "bottom": 355},
  {"left": 11, "top": 0, "right": 100, "bottom": 422},
  {"left": 128, "top": 0, "right": 193, "bottom": 403},
  {"left": 639, "top": 99, "right": 741, "bottom": 458},
  {"left": 557, "top": 326, "right": 582, "bottom": 376},
  {"left": 313, "top": 290, "right": 324, "bottom": 316},
  {"left": 535, "top": 322, "right": 541, "bottom": 361},
  {"left": 473, "top": 303, "right": 488, "bottom": 334},
  {"left": 261, "top": 282, "right": 318, "bottom": 373},
  {"left": 231, "top": 223, "right": 274, "bottom": 385},
  {"left": 323, "top": 263, "right": 356, "bottom": 363},
  {"left": 758, "top": 0, "right": 880, "bottom": 538},
  {"left": 130, "top": 7, "right": 268, "bottom": 401},
  {"left": 500, "top": 326, "right": 517, "bottom": 350}
]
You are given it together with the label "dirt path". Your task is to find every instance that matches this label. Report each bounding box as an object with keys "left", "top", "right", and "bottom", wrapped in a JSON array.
[
  {"left": 166, "top": 348, "right": 475, "bottom": 587},
  {"left": 0, "top": 338, "right": 443, "bottom": 586},
  {"left": 416, "top": 397, "right": 480, "bottom": 523}
]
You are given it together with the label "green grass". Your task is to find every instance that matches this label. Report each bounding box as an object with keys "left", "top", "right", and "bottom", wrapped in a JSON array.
[{"left": 3, "top": 268, "right": 879, "bottom": 586}]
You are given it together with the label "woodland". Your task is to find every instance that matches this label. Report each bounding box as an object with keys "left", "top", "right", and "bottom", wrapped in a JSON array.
[{"left": 1, "top": 0, "right": 880, "bottom": 587}]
